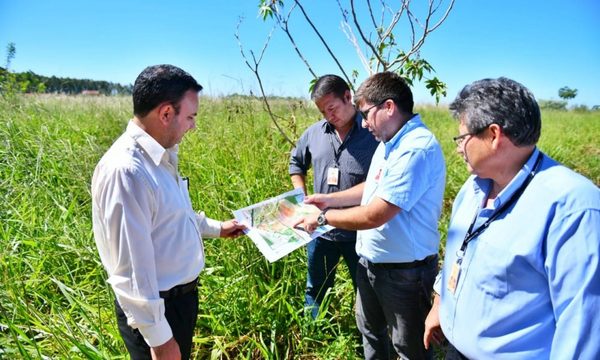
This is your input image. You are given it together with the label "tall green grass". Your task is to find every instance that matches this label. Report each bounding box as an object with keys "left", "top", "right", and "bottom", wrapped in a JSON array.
[{"left": 0, "top": 95, "right": 598, "bottom": 359}]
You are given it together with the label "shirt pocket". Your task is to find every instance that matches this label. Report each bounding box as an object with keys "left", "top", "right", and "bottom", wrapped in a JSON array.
[{"left": 470, "top": 239, "right": 510, "bottom": 298}]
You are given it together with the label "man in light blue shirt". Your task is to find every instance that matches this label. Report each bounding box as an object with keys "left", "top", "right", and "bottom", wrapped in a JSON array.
[
  {"left": 296, "top": 72, "right": 446, "bottom": 359},
  {"left": 423, "top": 77, "right": 600, "bottom": 359}
]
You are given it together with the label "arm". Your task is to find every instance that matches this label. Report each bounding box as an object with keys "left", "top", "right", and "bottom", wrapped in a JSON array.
[
  {"left": 92, "top": 168, "right": 172, "bottom": 347},
  {"left": 150, "top": 337, "right": 181, "bottom": 360},
  {"left": 196, "top": 213, "right": 245, "bottom": 239},
  {"left": 295, "top": 195, "right": 399, "bottom": 232},
  {"left": 547, "top": 208, "right": 600, "bottom": 359},
  {"left": 289, "top": 130, "right": 311, "bottom": 193},
  {"left": 304, "top": 182, "right": 365, "bottom": 210},
  {"left": 291, "top": 174, "right": 307, "bottom": 195},
  {"left": 423, "top": 293, "right": 445, "bottom": 350}
]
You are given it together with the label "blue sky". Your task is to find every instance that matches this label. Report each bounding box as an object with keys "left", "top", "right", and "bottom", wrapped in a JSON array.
[{"left": 1, "top": 0, "right": 599, "bottom": 106}]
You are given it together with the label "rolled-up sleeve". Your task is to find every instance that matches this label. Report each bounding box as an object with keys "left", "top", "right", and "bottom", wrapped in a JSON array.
[{"left": 289, "top": 131, "right": 311, "bottom": 176}]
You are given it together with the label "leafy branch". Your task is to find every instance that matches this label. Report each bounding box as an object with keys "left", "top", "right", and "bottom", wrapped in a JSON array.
[{"left": 237, "top": 0, "right": 455, "bottom": 142}]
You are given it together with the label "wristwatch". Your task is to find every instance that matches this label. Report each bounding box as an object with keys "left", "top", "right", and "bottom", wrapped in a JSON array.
[{"left": 317, "top": 209, "right": 329, "bottom": 226}]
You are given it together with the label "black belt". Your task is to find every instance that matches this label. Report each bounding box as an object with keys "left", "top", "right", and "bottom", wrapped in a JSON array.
[
  {"left": 159, "top": 278, "right": 198, "bottom": 299},
  {"left": 365, "top": 254, "right": 437, "bottom": 270}
]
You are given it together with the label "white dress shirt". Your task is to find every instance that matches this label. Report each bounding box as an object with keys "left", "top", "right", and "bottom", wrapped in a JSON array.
[{"left": 92, "top": 121, "right": 221, "bottom": 347}]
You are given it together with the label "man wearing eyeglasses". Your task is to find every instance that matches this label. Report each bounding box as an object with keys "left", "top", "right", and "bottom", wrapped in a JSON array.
[
  {"left": 289, "top": 74, "right": 378, "bottom": 319},
  {"left": 295, "top": 71, "right": 446, "bottom": 359},
  {"left": 423, "top": 78, "right": 600, "bottom": 359}
]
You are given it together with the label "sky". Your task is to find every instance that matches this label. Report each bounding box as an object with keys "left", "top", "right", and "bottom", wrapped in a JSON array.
[{"left": 1, "top": 0, "right": 599, "bottom": 106}]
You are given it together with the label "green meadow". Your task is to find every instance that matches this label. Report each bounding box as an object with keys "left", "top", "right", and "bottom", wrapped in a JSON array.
[{"left": 1, "top": 94, "right": 598, "bottom": 359}]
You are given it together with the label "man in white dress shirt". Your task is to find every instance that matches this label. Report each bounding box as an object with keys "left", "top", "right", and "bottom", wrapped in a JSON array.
[{"left": 92, "top": 64, "right": 244, "bottom": 359}]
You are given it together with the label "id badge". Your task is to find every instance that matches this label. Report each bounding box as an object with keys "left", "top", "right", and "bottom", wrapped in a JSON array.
[
  {"left": 447, "top": 261, "right": 462, "bottom": 294},
  {"left": 327, "top": 167, "right": 340, "bottom": 186}
]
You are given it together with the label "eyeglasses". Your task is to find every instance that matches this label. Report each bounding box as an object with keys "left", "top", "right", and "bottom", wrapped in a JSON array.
[
  {"left": 452, "top": 123, "right": 497, "bottom": 146},
  {"left": 452, "top": 132, "right": 476, "bottom": 147},
  {"left": 357, "top": 99, "right": 389, "bottom": 120}
]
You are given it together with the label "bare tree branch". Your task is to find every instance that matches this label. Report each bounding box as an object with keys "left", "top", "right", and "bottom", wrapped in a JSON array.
[
  {"left": 277, "top": 4, "right": 318, "bottom": 79},
  {"left": 292, "top": 0, "right": 353, "bottom": 85},
  {"left": 336, "top": 0, "right": 370, "bottom": 77},
  {"left": 366, "top": 0, "right": 379, "bottom": 30},
  {"left": 350, "top": 0, "right": 385, "bottom": 68},
  {"left": 235, "top": 18, "right": 295, "bottom": 147}
]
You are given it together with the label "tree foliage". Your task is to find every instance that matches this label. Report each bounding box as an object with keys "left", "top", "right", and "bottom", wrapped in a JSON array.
[
  {"left": 558, "top": 86, "right": 578, "bottom": 100},
  {"left": 1, "top": 42, "right": 132, "bottom": 97},
  {"left": 538, "top": 99, "right": 568, "bottom": 111},
  {"left": 237, "top": 0, "right": 455, "bottom": 145},
  {"left": 0, "top": 67, "right": 133, "bottom": 96},
  {"left": 254, "top": 0, "right": 453, "bottom": 99}
]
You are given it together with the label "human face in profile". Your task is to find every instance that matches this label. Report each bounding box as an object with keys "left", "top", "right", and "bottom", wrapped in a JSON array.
[
  {"left": 165, "top": 90, "right": 198, "bottom": 148},
  {"left": 315, "top": 91, "right": 356, "bottom": 132}
]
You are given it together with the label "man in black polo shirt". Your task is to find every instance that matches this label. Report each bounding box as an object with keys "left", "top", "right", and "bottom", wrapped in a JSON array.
[{"left": 289, "top": 74, "right": 378, "bottom": 318}]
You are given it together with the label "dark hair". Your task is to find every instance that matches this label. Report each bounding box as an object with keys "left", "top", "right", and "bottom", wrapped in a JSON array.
[
  {"left": 132, "top": 64, "right": 203, "bottom": 117},
  {"left": 449, "top": 77, "right": 541, "bottom": 146},
  {"left": 311, "top": 74, "right": 350, "bottom": 101},
  {"left": 354, "top": 72, "right": 414, "bottom": 114}
]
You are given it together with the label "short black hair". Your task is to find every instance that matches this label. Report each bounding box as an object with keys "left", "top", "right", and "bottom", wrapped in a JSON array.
[
  {"left": 311, "top": 74, "right": 350, "bottom": 101},
  {"left": 132, "top": 64, "right": 203, "bottom": 117}
]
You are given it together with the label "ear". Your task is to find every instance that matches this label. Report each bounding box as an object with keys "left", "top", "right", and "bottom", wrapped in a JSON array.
[
  {"left": 343, "top": 90, "right": 352, "bottom": 104},
  {"left": 488, "top": 123, "right": 503, "bottom": 149},
  {"left": 384, "top": 98, "right": 395, "bottom": 115},
  {"left": 156, "top": 102, "right": 175, "bottom": 125}
]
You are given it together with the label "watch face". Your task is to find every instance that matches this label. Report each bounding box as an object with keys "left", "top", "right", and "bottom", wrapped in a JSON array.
[{"left": 317, "top": 213, "right": 326, "bottom": 226}]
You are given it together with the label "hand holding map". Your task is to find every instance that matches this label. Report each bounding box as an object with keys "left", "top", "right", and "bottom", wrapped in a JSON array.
[{"left": 233, "top": 188, "right": 334, "bottom": 262}]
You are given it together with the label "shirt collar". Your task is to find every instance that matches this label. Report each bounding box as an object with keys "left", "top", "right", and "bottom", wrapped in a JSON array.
[
  {"left": 384, "top": 113, "right": 422, "bottom": 159},
  {"left": 473, "top": 147, "right": 540, "bottom": 209},
  {"left": 126, "top": 120, "right": 177, "bottom": 167}
]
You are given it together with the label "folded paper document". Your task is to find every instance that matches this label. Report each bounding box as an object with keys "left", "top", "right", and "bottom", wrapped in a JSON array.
[{"left": 233, "top": 188, "right": 333, "bottom": 262}]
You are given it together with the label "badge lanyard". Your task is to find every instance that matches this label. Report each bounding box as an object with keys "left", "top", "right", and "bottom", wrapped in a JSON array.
[{"left": 447, "top": 152, "right": 543, "bottom": 294}]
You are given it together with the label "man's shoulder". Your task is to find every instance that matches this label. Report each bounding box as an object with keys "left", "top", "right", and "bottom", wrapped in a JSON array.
[
  {"left": 535, "top": 158, "right": 600, "bottom": 210},
  {"left": 294, "top": 120, "right": 329, "bottom": 148},
  {"left": 300, "top": 119, "right": 328, "bottom": 135},
  {"left": 95, "top": 135, "right": 147, "bottom": 178}
]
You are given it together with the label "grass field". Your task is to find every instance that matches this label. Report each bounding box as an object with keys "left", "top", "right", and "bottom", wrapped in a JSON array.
[{"left": 0, "top": 94, "right": 598, "bottom": 359}]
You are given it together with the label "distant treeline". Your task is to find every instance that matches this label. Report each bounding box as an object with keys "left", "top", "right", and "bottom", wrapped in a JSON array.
[{"left": 0, "top": 67, "right": 132, "bottom": 95}]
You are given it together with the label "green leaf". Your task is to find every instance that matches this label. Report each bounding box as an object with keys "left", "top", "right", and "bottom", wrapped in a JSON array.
[
  {"left": 425, "top": 77, "right": 448, "bottom": 104},
  {"left": 308, "top": 77, "right": 318, "bottom": 93}
]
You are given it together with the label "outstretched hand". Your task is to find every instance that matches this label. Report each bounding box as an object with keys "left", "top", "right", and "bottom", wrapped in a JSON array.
[
  {"left": 292, "top": 211, "right": 320, "bottom": 234},
  {"left": 220, "top": 220, "right": 247, "bottom": 238},
  {"left": 304, "top": 193, "right": 330, "bottom": 210}
]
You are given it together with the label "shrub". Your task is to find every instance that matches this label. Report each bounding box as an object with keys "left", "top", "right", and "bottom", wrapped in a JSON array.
[{"left": 538, "top": 99, "right": 567, "bottom": 111}]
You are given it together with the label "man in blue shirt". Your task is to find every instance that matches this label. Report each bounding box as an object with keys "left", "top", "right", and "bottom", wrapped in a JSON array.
[
  {"left": 296, "top": 72, "right": 446, "bottom": 359},
  {"left": 290, "top": 74, "right": 378, "bottom": 319},
  {"left": 423, "top": 77, "right": 600, "bottom": 359}
]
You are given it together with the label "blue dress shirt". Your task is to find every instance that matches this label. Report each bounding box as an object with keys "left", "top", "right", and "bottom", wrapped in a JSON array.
[
  {"left": 435, "top": 148, "right": 600, "bottom": 359},
  {"left": 357, "top": 114, "right": 446, "bottom": 263}
]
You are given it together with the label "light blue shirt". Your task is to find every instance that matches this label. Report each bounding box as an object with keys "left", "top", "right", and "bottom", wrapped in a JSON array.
[
  {"left": 435, "top": 148, "right": 600, "bottom": 359},
  {"left": 357, "top": 114, "right": 446, "bottom": 263}
]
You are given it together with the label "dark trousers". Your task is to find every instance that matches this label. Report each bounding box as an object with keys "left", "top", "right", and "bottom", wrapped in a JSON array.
[
  {"left": 445, "top": 342, "right": 469, "bottom": 360},
  {"left": 305, "top": 237, "right": 359, "bottom": 318},
  {"left": 355, "top": 256, "right": 438, "bottom": 360},
  {"left": 114, "top": 289, "right": 198, "bottom": 360}
]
